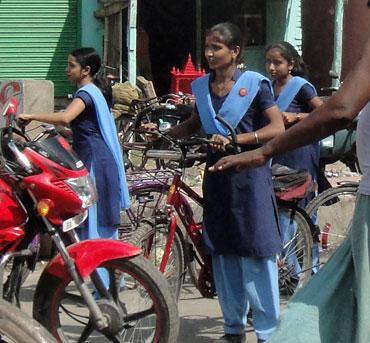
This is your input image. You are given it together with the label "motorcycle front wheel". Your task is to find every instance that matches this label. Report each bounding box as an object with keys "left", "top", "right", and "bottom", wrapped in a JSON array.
[{"left": 33, "top": 256, "right": 179, "bottom": 343}]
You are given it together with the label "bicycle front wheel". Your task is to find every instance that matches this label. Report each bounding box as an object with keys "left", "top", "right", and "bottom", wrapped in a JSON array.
[
  {"left": 0, "top": 299, "right": 56, "bottom": 343},
  {"left": 129, "top": 223, "right": 185, "bottom": 300},
  {"left": 122, "top": 184, "right": 170, "bottom": 234},
  {"left": 121, "top": 123, "right": 150, "bottom": 171},
  {"left": 305, "top": 184, "right": 358, "bottom": 268}
]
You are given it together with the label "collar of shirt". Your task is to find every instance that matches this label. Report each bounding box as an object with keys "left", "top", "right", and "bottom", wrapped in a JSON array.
[{"left": 209, "top": 68, "right": 243, "bottom": 83}]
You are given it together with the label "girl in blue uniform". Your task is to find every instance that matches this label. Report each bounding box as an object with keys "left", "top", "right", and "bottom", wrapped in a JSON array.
[
  {"left": 265, "top": 42, "right": 323, "bottom": 275},
  {"left": 18, "top": 48, "right": 130, "bottom": 258},
  {"left": 168, "top": 23, "right": 284, "bottom": 343},
  {"left": 265, "top": 41, "right": 322, "bottom": 192}
]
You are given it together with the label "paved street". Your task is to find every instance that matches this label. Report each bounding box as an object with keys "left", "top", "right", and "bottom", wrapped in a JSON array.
[
  {"left": 19, "top": 261, "right": 258, "bottom": 343},
  {"left": 177, "top": 278, "right": 258, "bottom": 343}
]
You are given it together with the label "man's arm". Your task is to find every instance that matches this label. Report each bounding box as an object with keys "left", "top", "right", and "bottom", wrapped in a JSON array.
[
  {"left": 210, "top": 36, "right": 370, "bottom": 172},
  {"left": 264, "top": 37, "right": 370, "bottom": 158}
]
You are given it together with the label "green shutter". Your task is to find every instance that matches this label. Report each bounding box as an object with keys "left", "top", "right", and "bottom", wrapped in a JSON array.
[{"left": 0, "top": 0, "right": 78, "bottom": 97}]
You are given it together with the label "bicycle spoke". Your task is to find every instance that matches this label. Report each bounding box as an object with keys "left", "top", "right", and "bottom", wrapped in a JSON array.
[{"left": 123, "top": 306, "right": 155, "bottom": 324}]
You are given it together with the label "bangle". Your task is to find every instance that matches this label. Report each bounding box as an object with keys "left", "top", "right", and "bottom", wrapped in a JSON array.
[{"left": 254, "top": 131, "right": 259, "bottom": 144}]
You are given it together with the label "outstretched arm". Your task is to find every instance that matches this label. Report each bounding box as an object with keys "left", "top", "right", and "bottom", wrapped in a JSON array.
[
  {"left": 17, "top": 98, "right": 86, "bottom": 126},
  {"left": 210, "top": 36, "right": 370, "bottom": 172}
]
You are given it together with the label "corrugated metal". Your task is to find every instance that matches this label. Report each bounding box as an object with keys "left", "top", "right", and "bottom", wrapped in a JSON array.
[{"left": 0, "top": 0, "right": 78, "bottom": 97}]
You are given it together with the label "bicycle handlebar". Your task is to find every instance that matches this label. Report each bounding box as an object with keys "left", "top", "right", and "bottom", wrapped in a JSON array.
[
  {"left": 214, "top": 114, "right": 241, "bottom": 153},
  {"left": 146, "top": 149, "right": 206, "bottom": 161}
]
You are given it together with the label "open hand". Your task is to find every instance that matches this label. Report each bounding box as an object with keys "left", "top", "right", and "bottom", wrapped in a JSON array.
[{"left": 208, "top": 147, "right": 268, "bottom": 172}]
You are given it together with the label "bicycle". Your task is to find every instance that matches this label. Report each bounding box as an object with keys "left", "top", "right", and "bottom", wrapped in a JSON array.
[
  {"left": 116, "top": 95, "right": 194, "bottom": 171},
  {"left": 304, "top": 116, "right": 360, "bottom": 269},
  {"left": 305, "top": 181, "right": 358, "bottom": 268},
  {"left": 123, "top": 121, "right": 317, "bottom": 299}
]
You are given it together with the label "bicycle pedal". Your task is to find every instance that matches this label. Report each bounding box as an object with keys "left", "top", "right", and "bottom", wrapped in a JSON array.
[
  {"left": 185, "top": 242, "right": 195, "bottom": 262},
  {"left": 154, "top": 214, "right": 169, "bottom": 225}
]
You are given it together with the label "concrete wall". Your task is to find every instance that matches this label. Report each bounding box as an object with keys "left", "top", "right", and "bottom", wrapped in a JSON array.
[{"left": 0, "top": 80, "right": 54, "bottom": 136}]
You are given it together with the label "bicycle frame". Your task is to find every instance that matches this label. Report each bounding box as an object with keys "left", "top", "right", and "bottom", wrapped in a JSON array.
[
  {"left": 128, "top": 167, "right": 215, "bottom": 297},
  {"left": 161, "top": 172, "right": 205, "bottom": 272}
]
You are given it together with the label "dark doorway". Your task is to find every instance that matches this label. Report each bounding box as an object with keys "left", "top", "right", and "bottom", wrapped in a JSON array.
[{"left": 139, "top": 0, "right": 196, "bottom": 95}]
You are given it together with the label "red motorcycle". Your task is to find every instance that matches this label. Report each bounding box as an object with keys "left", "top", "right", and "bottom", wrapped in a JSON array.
[{"left": 0, "top": 97, "right": 178, "bottom": 342}]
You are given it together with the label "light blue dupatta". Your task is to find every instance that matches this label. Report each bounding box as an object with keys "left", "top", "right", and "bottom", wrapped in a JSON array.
[
  {"left": 191, "top": 71, "right": 272, "bottom": 135},
  {"left": 76, "top": 83, "right": 130, "bottom": 210},
  {"left": 276, "top": 76, "right": 317, "bottom": 111}
]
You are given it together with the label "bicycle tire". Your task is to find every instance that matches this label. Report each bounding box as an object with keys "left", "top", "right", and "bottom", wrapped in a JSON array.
[
  {"left": 33, "top": 256, "right": 179, "bottom": 343},
  {"left": 305, "top": 184, "right": 358, "bottom": 268},
  {"left": 129, "top": 223, "right": 185, "bottom": 300},
  {"left": 277, "top": 206, "right": 313, "bottom": 297},
  {"left": 123, "top": 184, "right": 170, "bottom": 232},
  {"left": 121, "top": 123, "right": 150, "bottom": 171},
  {"left": 0, "top": 299, "right": 56, "bottom": 343},
  {"left": 125, "top": 182, "right": 314, "bottom": 298}
]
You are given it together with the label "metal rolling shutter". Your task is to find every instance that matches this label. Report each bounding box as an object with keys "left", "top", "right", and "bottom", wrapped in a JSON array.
[{"left": 0, "top": 0, "right": 78, "bottom": 97}]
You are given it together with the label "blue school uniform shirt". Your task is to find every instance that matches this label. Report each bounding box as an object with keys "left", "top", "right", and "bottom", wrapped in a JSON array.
[
  {"left": 200, "top": 69, "right": 282, "bottom": 257},
  {"left": 273, "top": 82, "right": 320, "bottom": 203}
]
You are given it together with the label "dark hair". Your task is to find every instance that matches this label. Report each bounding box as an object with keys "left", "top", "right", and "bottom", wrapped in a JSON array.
[
  {"left": 206, "top": 22, "right": 244, "bottom": 63},
  {"left": 265, "top": 41, "right": 308, "bottom": 78},
  {"left": 70, "top": 47, "right": 113, "bottom": 108}
]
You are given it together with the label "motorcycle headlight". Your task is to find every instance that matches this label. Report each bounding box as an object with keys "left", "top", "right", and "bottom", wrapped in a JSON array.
[{"left": 64, "top": 175, "right": 97, "bottom": 208}]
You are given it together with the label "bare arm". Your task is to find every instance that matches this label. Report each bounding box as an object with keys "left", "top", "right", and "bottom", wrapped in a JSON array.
[
  {"left": 235, "top": 105, "right": 284, "bottom": 145},
  {"left": 210, "top": 36, "right": 370, "bottom": 172},
  {"left": 210, "top": 105, "right": 284, "bottom": 151},
  {"left": 282, "top": 95, "right": 323, "bottom": 124},
  {"left": 17, "top": 98, "right": 86, "bottom": 126},
  {"left": 168, "top": 111, "right": 202, "bottom": 139}
]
